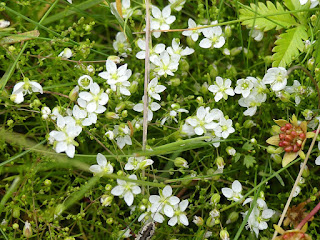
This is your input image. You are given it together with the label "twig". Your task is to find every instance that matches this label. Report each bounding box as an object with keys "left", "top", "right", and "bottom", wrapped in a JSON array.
[
  {"left": 84, "top": 130, "right": 114, "bottom": 156},
  {"left": 43, "top": 90, "right": 69, "bottom": 99},
  {"left": 272, "top": 124, "right": 320, "bottom": 239},
  {"left": 287, "top": 65, "right": 320, "bottom": 109}
]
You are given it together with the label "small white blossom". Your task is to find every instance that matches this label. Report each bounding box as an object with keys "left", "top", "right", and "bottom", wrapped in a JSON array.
[
  {"left": 136, "top": 39, "right": 165, "bottom": 60},
  {"left": 199, "top": 21, "right": 225, "bottom": 49},
  {"left": 149, "top": 185, "right": 180, "bottom": 217},
  {"left": 0, "top": 19, "right": 10, "bottom": 28},
  {"left": 208, "top": 76, "right": 235, "bottom": 102},
  {"left": 100, "top": 195, "right": 113, "bottom": 207},
  {"left": 161, "top": 104, "right": 189, "bottom": 125},
  {"left": 182, "top": 18, "right": 202, "bottom": 42},
  {"left": 112, "top": 125, "right": 132, "bottom": 149},
  {"left": 125, "top": 157, "right": 154, "bottom": 170},
  {"left": 168, "top": 200, "right": 189, "bottom": 226},
  {"left": 148, "top": 78, "right": 166, "bottom": 101},
  {"left": 111, "top": 174, "right": 141, "bottom": 206},
  {"left": 11, "top": 78, "right": 43, "bottom": 104},
  {"left": 113, "top": 32, "right": 132, "bottom": 57},
  {"left": 169, "top": 0, "right": 186, "bottom": 11},
  {"left": 89, "top": 153, "right": 114, "bottom": 174},
  {"left": 167, "top": 38, "right": 194, "bottom": 59},
  {"left": 78, "top": 75, "right": 93, "bottom": 89},
  {"left": 58, "top": 48, "right": 72, "bottom": 58},
  {"left": 150, "top": 51, "right": 180, "bottom": 77},
  {"left": 262, "top": 67, "right": 288, "bottom": 91},
  {"left": 249, "top": 28, "right": 263, "bottom": 41},
  {"left": 111, "top": 0, "right": 134, "bottom": 18},
  {"left": 234, "top": 77, "right": 255, "bottom": 98},
  {"left": 133, "top": 98, "right": 161, "bottom": 121},
  {"left": 41, "top": 107, "right": 51, "bottom": 120},
  {"left": 222, "top": 180, "right": 243, "bottom": 201},
  {"left": 150, "top": 5, "right": 176, "bottom": 38}
]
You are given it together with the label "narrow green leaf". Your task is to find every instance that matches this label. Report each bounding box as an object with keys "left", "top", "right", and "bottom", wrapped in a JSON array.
[
  {"left": 0, "top": 177, "right": 21, "bottom": 214},
  {"left": 272, "top": 25, "right": 308, "bottom": 67},
  {"left": 239, "top": 1, "right": 297, "bottom": 31}
]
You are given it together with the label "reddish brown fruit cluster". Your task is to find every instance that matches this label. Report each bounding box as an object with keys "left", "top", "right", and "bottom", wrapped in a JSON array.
[
  {"left": 282, "top": 232, "right": 309, "bottom": 240},
  {"left": 278, "top": 123, "right": 306, "bottom": 153}
]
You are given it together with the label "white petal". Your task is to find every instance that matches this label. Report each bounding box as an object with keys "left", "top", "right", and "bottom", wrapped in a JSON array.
[
  {"left": 179, "top": 199, "right": 189, "bottom": 211},
  {"left": 199, "top": 38, "right": 212, "bottom": 48},
  {"left": 168, "top": 216, "right": 177, "bottom": 226},
  {"left": 162, "top": 185, "right": 172, "bottom": 197},
  {"left": 163, "top": 204, "right": 174, "bottom": 217},
  {"left": 124, "top": 191, "right": 134, "bottom": 206},
  {"left": 97, "top": 153, "right": 107, "bottom": 167},
  {"left": 232, "top": 180, "right": 242, "bottom": 193},
  {"left": 111, "top": 186, "right": 125, "bottom": 196},
  {"left": 179, "top": 214, "right": 189, "bottom": 226},
  {"left": 106, "top": 59, "right": 117, "bottom": 73},
  {"left": 149, "top": 195, "right": 160, "bottom": 203},
  {"left": 221, "top": 188, "right": 233, "bottom": 198}
]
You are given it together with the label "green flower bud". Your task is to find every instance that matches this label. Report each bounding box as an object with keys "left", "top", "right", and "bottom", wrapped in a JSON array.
[
  {"left": 216, "top": 156, "right": 225, "bottom": 169},
  {"left": 105, "top": 184, "right": 112, "bottom": 191},
  {"left": 100, "top": 195, "right": 113, "bottom": 207},
  {"left": 181, "top": 174, "right": 194, "bottom": 186},
  {"left": 12, "top": 207, "right": 20, "bottom": 218},
  {"left": 307, "top": 58, "right": 315, "bottom": 71},
  {"left": 243, "top": 48, "right": 253, "bottom": 59},
  {"left": 311, "top": 14, "right": 317, "bottom": 26},
  {"left": 210, "top": 193, "right": 220, "bottom": 205},
  {"left": 243, "top": 120, "right": 256, "bottom": 128},
  {"left": 115, "top": 102, "right": 126, "bottom": 113},
  {"left": 106, "top": 112, "right": 119, "bottom": 119},
  {"left": 8, "top": 45, "right": 16, "bottom": 53},
  {"left": 196, "top": 96, "right": 203, "bottom": 104},
  {"left": 259, "top": 191, "right": 265, "bottom": 200},
  {"left": 7, "top": 119, "right": 13, "bottom": 127},
  {"left": 301, "top": 164, "right": 310, "bottom": 178},
  {"left": 69, "top": 86, "right": 79, "bottom": 102},
  {"left": 206, "top": 216, "right": 215, "bottom": 227},
  {"left": 44, "top": 179, "right": 52, "bottom": 186},
  {"left": 186, "top": 36, "right": 196, "bottom": 47},
  {"left": 106, "top": 217, "right": 113, "bottom": 224},
  {"left": 271, "top": 154, "right": 282, "bottom": 164},
  {"left": 12, "top": 223, "right": 19, "bottom": 230},
  {"left": 267, "top": 146, "right": 277, "bottom": 154},
  {"left": 107, "top": 55, "right": 121, "bottom": 64},
  {"left": 264, "top": 55, "right": 273, "bottom": 65},
  {"left": 200, "top": 82, "right": 209, "bottom": 95},
  {"left": 174, "top": 157, "right": 189, "bottom": 168},
  {"left": 31, "top": 99, "right": 41, "bottom": 108},
  {"left": 226, "top": 211, "right": 239, "bottom": 224},
  {"left": 250, "top": 138, "right": 257, "bottom": 145},
  {"left": 193, "top": 216, "right": 204, "bottom": 226},
  {"left": 226, "top": 146, "right": 236, "bottom": 156},
  {"left": 278, "top": 91, "right": 291, "bottom": 102},
  {"left": 117, "top": 170, "right": 124, "bottom": 176},
  {"left": 225, "top": 25, "right": 232, "bottom": 37},
  {"left": 23, "top": 221, "right": 32, "bottom": 238},
  {"left": 121, "top": 110, "right": 128, "bottom": 118},
  {"left": 230, "top": 47, "right": 242, "bottom": 56},
  {"left": 220, "top": 229, "right": 230, "bottom": 240},
  {"left": 169, "top": 78, "right": 180, "bottom": 87},
  {"left": 129, "top": 81, "right": 138, "bottom": 94}
]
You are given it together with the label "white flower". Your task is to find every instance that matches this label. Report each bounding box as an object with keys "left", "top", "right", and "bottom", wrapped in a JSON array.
[
  {"left": 243, "top": 198, "right": 274, "bottom": 237},
  {"left": 67, "top": 0, "right": 72, "bottom": 3},
  {"left": 316, "top": 155, "right": 320, "bottom": 165},
  {"left": 138, "top": 204, "right": 165, "bottom": 223},
  {"left": 49, "top": 115, "right": 82, "bottom": 158},
  {"left": 100, "top": 195, "right": 113, "bottom": 207},
  {"left": 185, "top": 106, "right": 220, "bottom": 136},
  {"left": 219, "top": 117, "right": 235, "bottom": 139},
  {"left": 208, "top": 76, "right": 234, "bottom": 102},
  {"left": 149, "top": 185, "right": 180, "bottom": 217},
  {"left": 98, "top": 60, "right": 132, "bottom": 95},
  {"left": 136, "top": 39, "right": 165, "bottom": 60},
  {"left": 78, "top": 82, "right": 109, "bottom": 113},
  {"left": 150, "top": 51, "right": 180, "bottom": 77},
  {"left": 78, "top": 75, "right": 93, "bottom": 89},
  {"left": 249, "top": 28, "right": 263, "bottom": 42},
  {"left": 167, "top": 38, "right": 194, "bottom": 59},
  {"left": 58, "top": 48, "right": 72, "bottom": 58},
  {"left": 41, "top": 107, "right": 51, "bottom": 120},
  {"left": 111, "top": 174, "right": 141, "bottom": 206},
  {"left": 112, "top": 125, "right": 132, "bottom": 149},
  {"left": 11, "top": 78, "right": 43, "bottom": 104},
  {"left": 148, "top": 78, "right": 166, "bottom": 101},
  {"left": 0, "top": 19, "right": 10, "bottom": 28},
  {"left": 169, "top": 0, "right": 186, "bottom": 11},
  {"left": 124, "top": 157, "right": 154, "bottom": 170},
  {"left": 168, "top": 200, "right": 189, "bottom": 226},
  {"left": 111, "top": 0, "right": 134, "bottom": 18},
  {"left": 160, "top": 104, "right": 189, "bottom": 125},
  {"left": 150, "top": 5, "right": 176, "bottom": 38},
  {"left": 113, "top": 32, "right": 132, "bottom": 57},
  {"left": 300, "top": 0, "right": 319, "bottom": 8},
  {"left": 182, "top": 18, "right": 201, "bottom": 42},
  {"left": 285, "top": 80, "right": 311, "bottom": 105},
  {"left": 133, "top": 98, "right": 161, "bottom": 121},
  {"left": 234, "top": 77, "right": 254, "bottom": 98},
  {"left": 222, "top": 180, "right": 243, "bottom": 201},
  {"left": 89, "top": 153, "right": 114, "bottom": 174},
  {"left": 199, "top": 21, "right": 225, "bottom": 49},
  {"left": 262, "top": 67, "right": 288, "bottom": 91}
]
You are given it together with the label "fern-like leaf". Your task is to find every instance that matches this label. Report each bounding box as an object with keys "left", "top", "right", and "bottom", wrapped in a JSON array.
[
  {"left": 272, "top": 25, "right": 308, "bottom": 67},
  {"left": 239, "top": 1, "right": 296, "bottom": 31},
  {"left": 283, "top": 0, "right": 309, "bottom": 25}
]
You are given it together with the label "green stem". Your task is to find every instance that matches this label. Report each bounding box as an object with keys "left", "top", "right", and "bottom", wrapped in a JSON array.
[{"left": 0, "top": 177, "right": 21, "bottom": 214}]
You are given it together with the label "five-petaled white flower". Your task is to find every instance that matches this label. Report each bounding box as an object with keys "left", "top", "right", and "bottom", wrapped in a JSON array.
[
  {"left": 148, "top": 78, "right": 166, "bottom": 101},
  {"left": 262, "top": 67, "right": 288, "bottom": 91},
  {"left": 78, "top": 75, "right": 93, "bottom": 90},
  {"left": 11, "top": 78, "right": 43, "bottom": 104},
  {"left": 58, "top": 48, "right": 73, "bottom": 58},
  {"left": 149, "top": 185, "right": 180, "bottom": 217},
  {"left": 199, "top": 21, "right": 225, "bottom": 49},
  {"left": 234, "top": 77, "right": 255, "bottom": 98},
  {"left": 150, "top": 51, "right": 180, "bottom": 77},
  {"left": 111, "top": 0, "right": 134, "bottom": 18},
  {"left": 112, "top": 124, "right": 132, "bottom": 149},
  {"left": 136, "top": 39, "right": 165, "bottom": 61},
  {"left": 208, "top": 76, "right": 235, "bottom": 102},
  {"left": 89, "top": 153, "right": 114, "bottom": 175},
  {"left": 111, "top": 174, "right": 141, "bottom": 206},
  {"left": 133, "top": 97, "right": 161, "bottom": 121},
  {"left": 168, "top": 200, "right": 189, "bottom": 226},
  {"left": 167, "top": 38, "right": 194, "bottom": 59},
  {"left": 124, "top": 157, "right": 154, "bottom": 170},
  {"left": 182, "top": 18, "right": 201, "bottom": 41},
  {"left": 150, "top": 5, "right": 176, "bottom": 38},
  {"left": 113, "top": 32, "right": 132, "bottom": 57},
  {"left": 222, "top": 180, "right": 243, "bottom": 201},
  {"left": 78, "top": 82, "right": 109, "bottom": 113}
]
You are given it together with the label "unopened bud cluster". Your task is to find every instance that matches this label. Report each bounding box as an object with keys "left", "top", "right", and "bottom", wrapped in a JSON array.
[{"left": 278, "top": 123, "right": 305, "bottom": 152}]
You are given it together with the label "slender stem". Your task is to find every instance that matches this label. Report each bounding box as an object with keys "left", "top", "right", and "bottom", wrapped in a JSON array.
[
  {"left": 287, "top": 65, "right": 320, "bottom": 109},
  {"left": 272, "top": 123, "right": 320, "bottom": 239},
  {"left": 296, "top": 201, "right": 320, "bottom": 230},
  {"left": 43, "top": 90, "right": 69, "bottom": 98},
  {"left": 85, "top": 130, "right": 114, "bottom": 156}
]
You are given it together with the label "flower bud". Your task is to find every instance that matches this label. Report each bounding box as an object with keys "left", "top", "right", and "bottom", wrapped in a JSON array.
[
  {"left": 220, "top": 229, "right": 230, "bottom": 240},
  {"left": 169, "top": 78, "right": 180, "bottom": 87},
  {"left": 209, "top": 64, "right": 219, "bottom": 78},
  {"left": 206, "top": 216, "right": 216, "bottom": 227},
  {"left": 226, "top": 211, "right": 239, "bottom": 224},
  {"left": 225, "top": 25, "right": 232, "bottom": 37},
  {"left": 100, "top": 195, "right": 113, "bottom": 207},
  {"left": 230, "top": 47, "right": 242, "bottom": 56},
  {"left": 180, "top": 59, "right": 189, "bottom": 71},
  {"left": 302, "top": 109, "right": 313, "bottom": 120},
  {"left": 78, "top": 75, "right": 93, "bottom": 89},
  {"left": 216, "top": 157, "right": 225, "bottom": 169},
  {"left": 250, "top": 138, "right": 257, "bottom": 144},
  {"left": 307, "top": 58, "right": 315, "bottom": 71},
  {"left": 107, "top": 55, "right": 121, "bottom": 64},
  {"left": 121, "top": 110, "right": 128, "bottom": 118},
  {"left": 223, "top": 48, "right": 230, "bottom": 56},
  {"left": 105, "top": 130, "right": 114, "bottom": 140},
  {"left": 12, "top": 207, "right": 20, "bottom": 218},
  {"left": 86, "top": 65, "right": 95, "bottom": 74},
  {"left": 23, "top": 221, "right": 32, "bottom": 238},
  {"left": 106, "top": 217, "right": 113, "bottom": 224},
  {"left": 193, "top": 216, "right": 204, "bottom": 226},
  {"left": 271, "top": 154, "right": 282, "bottom": 164},
  {"left": 186, "top": 36, "right": 196, "bottom": 47},
  {"left": 69, "top": 86, "right": 79, "bottom": 101},
  {"left": 210, "top": 193, "right": 220, "bottom": 205},
  {"left": 201, "top": 82, "right": 209, "bottom": 95},
  {"left": 115, "top": 102, "right": 126, "bottom": 113},
  {"left": 264, "top": 55, "right": 273, "bottom": 64},
  {"left": 129, "top": 80, "right": 138, "bottom": 93},
  {"left": 311, "top": 14, "right": 317, "bottom": 26},
  {"left": 301, "top": 163, "right": 310, "bottom": 178},
  {"left": 12, "top": 223, "right": 19, "bottom": 230},
  {"left": 106, "top": 112, "right": 119, "bottom": 119},
  {"left": 31, "top": 99, "right": 41, "bottom": 108},
  {"left": 260, "top": 191, "right": 265, "bottom": 200},
  {"left": 226, "top": 146, "right": 236, "bottom": 156},
  {"left": 196, "top": 96, "right": 203, "bottom": 104},
  {"left": 243, "top": 120, "right": 256, "bottom": 128},
  {"left": 181, "top": 174, "right": 193, "bottom": 186},
  {"left": 174, "top": 157, "right": 189, "bottom": 168}
]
